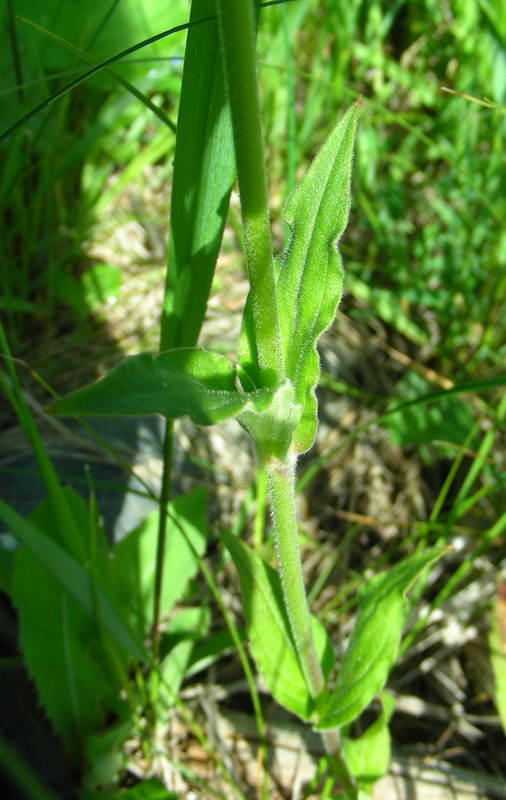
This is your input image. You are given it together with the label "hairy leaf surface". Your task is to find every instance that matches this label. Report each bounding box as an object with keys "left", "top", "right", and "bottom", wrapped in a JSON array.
[
  {"left": 48, "top": 349, "right": 272, "bottom": 424},
  {"left": 317, "top": 547, "right": 443, "bottom": 729},
  {"left": 275, "top": 101, "right": 359, "bottom": 453}
]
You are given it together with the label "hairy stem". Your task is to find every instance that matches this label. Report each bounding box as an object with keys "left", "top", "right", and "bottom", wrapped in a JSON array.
[
  {"left": 266, "top": 455, "right": 356, "bottom": 792},
  {"left": 266, "top": 455, "right": 324, "bottom": 699}
]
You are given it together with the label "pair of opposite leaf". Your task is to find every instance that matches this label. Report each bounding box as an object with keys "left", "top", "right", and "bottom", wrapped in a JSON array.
[{"left": 48, "top": 102, "right": 360, "bottom": 463}]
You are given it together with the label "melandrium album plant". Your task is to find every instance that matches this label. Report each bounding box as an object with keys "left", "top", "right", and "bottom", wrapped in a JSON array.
[{"left": 0, "top": 1, "right": 447, "bottom": 796}]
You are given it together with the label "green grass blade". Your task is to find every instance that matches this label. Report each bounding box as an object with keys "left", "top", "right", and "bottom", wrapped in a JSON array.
[
  {"left": 0, "top": 324, "right": 85, "bottom": 559},
  {"left": 0, "top": 16, "right": 210, "bottom": 141},
  {"left": 16, "top": 16, "right": 176, "bottom": 132},
  {"left": 160, "top": 0, "right": 235, "bottom": 351}
]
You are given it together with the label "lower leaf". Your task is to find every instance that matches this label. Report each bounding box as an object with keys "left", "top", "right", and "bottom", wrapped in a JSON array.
[
  {"left": 221, "top": 528, "right": 333, "bottom": 721},
  {"left": 342, "top": 691, "right": 395, "bottom": 791},
  {"left": 317, "top": 547, "right": 444, "bottom": 729}
]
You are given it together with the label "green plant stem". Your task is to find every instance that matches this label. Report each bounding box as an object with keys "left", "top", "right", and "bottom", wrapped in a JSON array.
[
  {"left": 266, "top": 455, "right": 324, "bottom": 699},
  {"left": 266, "top": 455, "right": 356, "bottom": 791},
  {"left": 253, "top": 466, "right": 267, "bottom": 553},
  {"left": 216, "top": 0, "right": 283, "bottom": 387},
  {"left": 151, "top": 419, "right": 174, "bottom": 665},
  {"left": 148, "top": 419, "right": 174, "bottom": 730}
]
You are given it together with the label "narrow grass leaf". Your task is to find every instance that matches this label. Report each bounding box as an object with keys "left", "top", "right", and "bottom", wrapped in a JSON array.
[
  {"left": 47, "top": 349, "right": 272, "bottom": 425},
  {"left": 317, "top": 547, "right": 444, "bottom": 729},
  {"left": 15, "top": 16, "right": 176, "bottom": 132},
  {"left": 275, "top": 101, "right": 359, "bottom": 453},
  {"left": 221, "top": 528, "right": 333, "bottom": 721},
  {"left": 161, "top": 0, "right": 235, "bottom": 351},
  {"left": 0, "top": 18, "right": 202, "bottom": 142}
]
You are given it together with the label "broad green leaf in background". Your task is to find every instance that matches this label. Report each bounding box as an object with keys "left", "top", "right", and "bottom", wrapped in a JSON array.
[
  {"left": 158, "top": 606, "right": 210, "bottom": 713},
  {"left": 489, "top": 577, "right": 506, "bottom": 735},
  {"left": 47, "top": 349, "right": 272, "bottom": 425},
  {"left": 112, "top": 489, "right": 208, "bottom": 637},
  {"left": 317, "top": 547, "right": 444, "bottom": 729},
  {"left": 342, "top": 691, "right": 395, "bottom": 793},
  {"left": 160, "top": 0, "right": 235, "bottom": 351},
  {"left": 11, "top": 493, "right": 124, "bottom": 764},
  {"left": 83, "top": 716, "right": 133, "bottom": 790},
  {"left": 346, "top": 274, "right": 429, "bottom": 346},
  {"left": 382, "top": 371, "right": 476, "bottom": 452},
  {"left": 0, "top": 498, "right": 147, "bottom": 661},
  {"left": 274, "top": 101, "right": 359, "bottom": 454},
  {"left": 14, "top": 549, "right": 110, "bottom": 763},
  {"left": 221, "top": 528, "right": 334, "bottom": 721}
]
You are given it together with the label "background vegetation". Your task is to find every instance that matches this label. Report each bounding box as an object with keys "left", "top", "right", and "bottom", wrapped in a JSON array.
[{"left": 1, "top": 0, "right": 506, "bottom": 797}]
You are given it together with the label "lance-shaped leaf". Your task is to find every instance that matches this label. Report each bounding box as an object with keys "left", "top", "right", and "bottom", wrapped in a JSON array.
[
  {"left": 221, "top": 528, "right": 334, "bottom": 721},
  {"left": 276, "top": 101, "right": 359, "bottom": 454},
  {"left": 47, "top": 348, "right": 272, "bottom": 424},
  {"left": 317, "top": 547, "right": 444, "bottom": 730}
]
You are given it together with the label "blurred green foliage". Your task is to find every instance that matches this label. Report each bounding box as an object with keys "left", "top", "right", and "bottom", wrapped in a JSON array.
[
  {"left": 258, "top": 0, "right": 506, "bottom": 380},
  {"left": 2, "top": 0, "right": 505, "bottom": 376}
]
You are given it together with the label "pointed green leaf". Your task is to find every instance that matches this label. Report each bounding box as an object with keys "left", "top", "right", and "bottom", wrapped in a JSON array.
[
  {"left": 13, "top": 547, "right": 114, "bottom": 763},
  {"left": 276, "top": 101, "right": 359, "bottom": 453},
  {"left": 47, "top": 349, "right": 271, "bottom": 425},
  {"left": 221, "top": 528, "right": 333, "bottom": 721},
  {"left": 317, "top": 547, "right": 444, "bottom": 730}
]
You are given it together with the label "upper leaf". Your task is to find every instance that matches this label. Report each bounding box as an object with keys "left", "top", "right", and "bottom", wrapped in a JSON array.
[
  {"left": 47, "top": 348, "right": 272, "bottom": 425},
  {"left": 275, "top": 101, "right": 359, "bottom": 453},
  {"left": 317, "top": 547, "right": 444, "bottom": 730}
]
